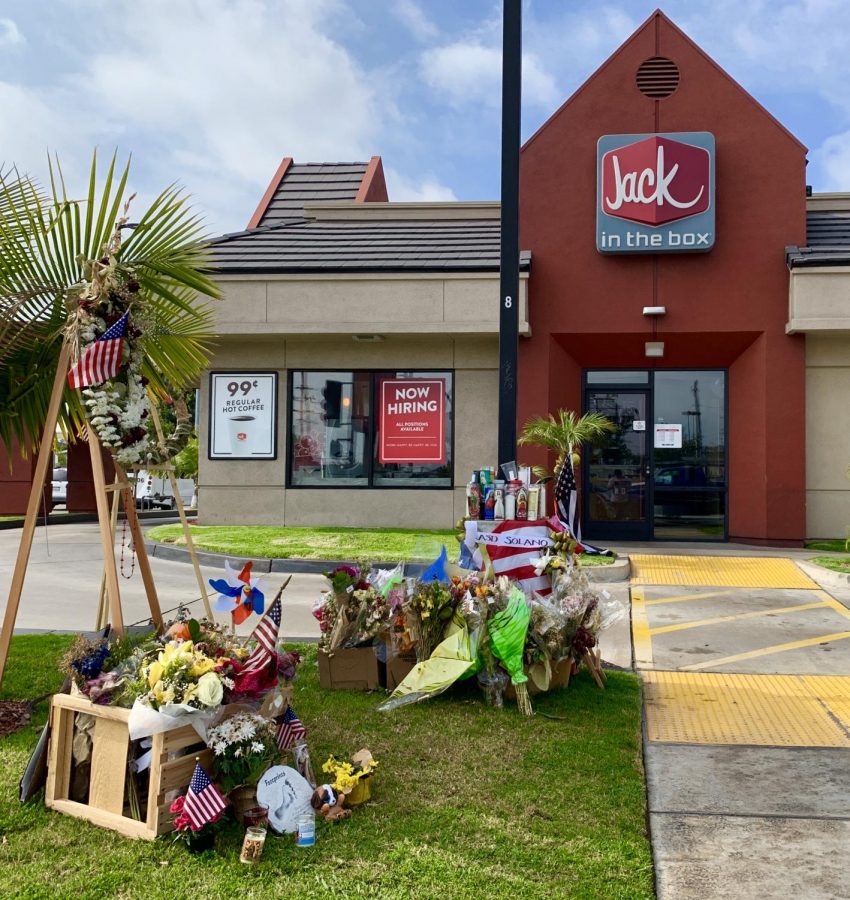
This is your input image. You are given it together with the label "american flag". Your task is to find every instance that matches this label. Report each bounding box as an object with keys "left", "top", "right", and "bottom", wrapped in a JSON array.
[
  {"left": 184, "top": 760, "right": 227, "bottom": 830},
  {"left": 67, "top": 311, "right": 129, "bottom": 389},
  {"left": 483, "top": 520, "right": 553, "bottom": 596},
  {"left": 554, "top": 449, "right": 609, "bottom": 557},
  {"left": 275, "top": 704, "right": 307, "bottom": 750},
  {"left": 554, "top": 448, "right": 581, "bottom": 542},
  {"left": 240, "top": 597, "right": 281, "bottom": 672}
]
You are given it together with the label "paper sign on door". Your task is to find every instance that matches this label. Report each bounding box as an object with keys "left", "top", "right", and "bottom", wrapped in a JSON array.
[{"left": 654, "top": 424, "right": 682, "bottom": 449}]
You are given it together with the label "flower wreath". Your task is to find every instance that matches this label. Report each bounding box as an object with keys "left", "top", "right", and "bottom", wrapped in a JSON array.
[{"left": 64, "top": 215, "right": 192, "bottom": 467}]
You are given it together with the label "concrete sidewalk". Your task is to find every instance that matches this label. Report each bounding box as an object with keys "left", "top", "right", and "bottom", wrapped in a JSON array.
[{"left": 634, "top": 555, "right": 850, "bottom": 899}]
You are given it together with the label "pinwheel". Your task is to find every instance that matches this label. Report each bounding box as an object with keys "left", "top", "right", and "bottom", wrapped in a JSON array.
[{"left": 208, "top": 561, "right": 265, "bottom": 625}]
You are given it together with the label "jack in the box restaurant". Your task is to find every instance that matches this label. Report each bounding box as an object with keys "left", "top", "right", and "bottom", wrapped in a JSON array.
[{"left": 198, "top": 10, "right": 850, "bottom": 546}]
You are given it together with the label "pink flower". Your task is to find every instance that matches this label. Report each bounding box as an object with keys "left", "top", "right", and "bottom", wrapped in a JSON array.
[{"left": 170, "top": 796, "right": 185, "bottom": 813}]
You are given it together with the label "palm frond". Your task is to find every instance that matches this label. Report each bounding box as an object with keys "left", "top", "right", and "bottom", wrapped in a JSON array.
[{"left": 0, "top": 151, "right": 221, "bottom": 454}]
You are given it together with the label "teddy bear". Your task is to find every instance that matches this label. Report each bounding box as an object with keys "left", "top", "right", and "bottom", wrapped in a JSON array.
[{"left": 310, "top": 784, "right": 350, "bottom": 821}]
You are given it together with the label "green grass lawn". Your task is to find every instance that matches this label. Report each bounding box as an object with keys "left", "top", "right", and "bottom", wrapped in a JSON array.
[
  {"left": 0, "top": 636, "right": 651, "bottom": 900},
  {"left": 809, "top": 556, "right": 850, "bottom": 574},
  {"left": 805, "top": 540, "right": 850, "bottom": 553},
  {"left": 147, "top": 524, "right": 615, "bottom": 566}
]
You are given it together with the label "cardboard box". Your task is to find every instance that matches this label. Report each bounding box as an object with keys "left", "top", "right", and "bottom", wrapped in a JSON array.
[
  {"left": 45, "top": 693, "right": 213, "bottom": 839},
  {"left": 505, "top": 657, "right": 572, "bottom": 699},
  {"left": 318, "top": 647, "right": 383, "bottom": 690},
  {"left": 385, "top": 653, "right": 417, "bottom": 692}
]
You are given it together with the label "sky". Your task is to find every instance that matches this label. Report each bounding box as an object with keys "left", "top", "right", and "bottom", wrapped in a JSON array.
[{"left": 2, "top": 0, "right": 850, "bottom": 236}]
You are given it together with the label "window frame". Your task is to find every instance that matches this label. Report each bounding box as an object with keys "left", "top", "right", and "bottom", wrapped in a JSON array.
[{"left": 286, "top": 368, "right": 455, "bottom": 490}]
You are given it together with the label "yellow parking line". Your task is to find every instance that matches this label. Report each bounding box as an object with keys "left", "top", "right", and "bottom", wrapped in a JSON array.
[
  {"left": 648, "top": 600, "right": 832, "bottom": 636},
  {"left": 631, "top": 588, "right": 653, "bottom": 668},
  {"left": 821, "top": 594, "right": 850, "bottom": 621},
  {"left": 680, "top": 631, "right": 850, "bottom": 672},
  {"left": 645, "top": 589, "right": 735, "bottom": 607}
]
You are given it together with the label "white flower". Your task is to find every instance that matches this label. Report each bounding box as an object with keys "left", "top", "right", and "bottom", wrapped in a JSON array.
[
  {"left": 234, "top": 747, "right": 243, "bottom": 758},
  {"left": 195, "top": 671, "right": 223, "bottom": 708},
  {"left": 251, "top": 741, "right": 264, "bottom": 754}
]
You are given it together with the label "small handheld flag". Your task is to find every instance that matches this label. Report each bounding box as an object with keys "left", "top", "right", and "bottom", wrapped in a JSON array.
[
  {"left": 68, "top": 311, "right": 129, "bottom": 389},
  {"left": 183, "top": 760, "right": 226, "bottom": 830},
  {"left": 241, "top": 596, "right": 282, "bottom": 672},
  {"left": 275, "top": 704, "right": 307, "bottom": 750}
]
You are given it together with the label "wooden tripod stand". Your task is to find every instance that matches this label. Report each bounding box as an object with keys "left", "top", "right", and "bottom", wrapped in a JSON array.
[{"left": 0, "top": 341, "right": 206, "bottom": 687}]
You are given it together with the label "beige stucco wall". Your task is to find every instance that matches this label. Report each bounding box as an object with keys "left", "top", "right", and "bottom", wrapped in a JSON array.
[
  {"left": 197, "top": 334, "right": 498, "bottom": 528},
  {"left": 806, "top": 334, "right": 850, "bottom": 539},
  {"left": 213, "top": 273, "right": 530, "bottom": 336},
  {"left": 788, "top": 266, "right": 850, "bottom": 333}
]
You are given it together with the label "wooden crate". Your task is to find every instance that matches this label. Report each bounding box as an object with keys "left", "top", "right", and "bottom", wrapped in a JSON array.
[{"left": 45, "top": 693, "right": 212, "bottom": 840}]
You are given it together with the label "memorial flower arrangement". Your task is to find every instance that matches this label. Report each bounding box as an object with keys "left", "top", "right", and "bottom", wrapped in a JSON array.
[
  {"left": 403, "top": 579, "right": 458, "bottom": 662},
  {"left": 135, "top": 640, "right": 227, "bottom": 710},
  {"left": 316, "top": 565, "right": 375, "bottom": 652},
  {"left": 206, "top": 712, "right": 280, "bottom": 793},
  {"left": 321, "top": 748, "right": 378, "bottom": 804},
  {"left": 64, "top": 208, "right": 193, "bottom": 467}
]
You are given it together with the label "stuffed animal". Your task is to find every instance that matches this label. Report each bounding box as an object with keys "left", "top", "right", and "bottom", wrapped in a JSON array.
[{"left": 310, "top": 784, "right": 350, "bottom": 821}]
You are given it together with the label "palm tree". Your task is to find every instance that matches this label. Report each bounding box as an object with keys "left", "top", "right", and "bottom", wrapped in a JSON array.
[
  {"left": 0, "top": 151, "right": 219, "bottom": 453},
  {"left": 518, "top": 409, "right": 615, "bottom": 477}
]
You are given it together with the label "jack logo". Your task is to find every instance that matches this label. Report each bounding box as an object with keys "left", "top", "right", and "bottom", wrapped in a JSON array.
[{"left": 596, "top": 132, "right": 715, "bottom": 253}]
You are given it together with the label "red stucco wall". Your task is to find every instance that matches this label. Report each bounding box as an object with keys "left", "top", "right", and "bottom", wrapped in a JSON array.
[{"left": 518, "top": 12, "right": 807, "bottom": 543}]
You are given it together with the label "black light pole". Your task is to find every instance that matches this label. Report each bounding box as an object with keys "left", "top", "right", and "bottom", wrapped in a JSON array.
[{"left": 498, "top": 0, "right": 522, "bottom": 469}]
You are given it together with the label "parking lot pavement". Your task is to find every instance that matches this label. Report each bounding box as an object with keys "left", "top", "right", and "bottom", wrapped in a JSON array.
[
  {"left": 631, "top": 554, "right": 850, "bottom": 900},
  {"left": 0, "top": 521, "right": 322, "bottom": 639}
]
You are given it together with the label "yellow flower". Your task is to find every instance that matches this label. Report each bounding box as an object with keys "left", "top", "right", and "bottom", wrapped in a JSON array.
[
  {"left": 152, "top": 680, "right": 175, "bottom": 706},
  {"left": 147, "top": 661, "right": 163, "bottom": 688},
  {"left": 190, "top": 657, "right": 216, "bottom": 678}
]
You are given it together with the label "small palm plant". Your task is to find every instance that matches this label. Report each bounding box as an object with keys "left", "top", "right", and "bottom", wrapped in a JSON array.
[
  {"left": 0, "top": 151, "right": 220, "bottom": 454},
  {"left": 518, "top": 409, "right": 615, "bottom": 478}
]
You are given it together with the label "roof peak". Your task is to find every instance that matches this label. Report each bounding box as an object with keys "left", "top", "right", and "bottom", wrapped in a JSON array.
[{"left": 246, "top": 155, "right": 388, "bottom": 229}]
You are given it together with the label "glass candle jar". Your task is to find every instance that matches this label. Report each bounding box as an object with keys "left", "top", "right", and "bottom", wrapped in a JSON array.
[{"left": 239, "top": 826, "right": 267, "bottom": 864}]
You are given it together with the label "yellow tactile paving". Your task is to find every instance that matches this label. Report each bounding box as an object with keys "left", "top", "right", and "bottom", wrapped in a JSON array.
[
  {"left": 630, "top": 555, "right": 818, "bottom": 589},
  {"left": 643, "top": 671, "right": 850, "bottom": 747}
]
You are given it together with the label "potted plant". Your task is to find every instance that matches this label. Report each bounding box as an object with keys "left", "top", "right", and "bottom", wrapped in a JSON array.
[
  {"left": 518, "top": 409, "right": 615, "bottom": 476},
  {"left": 206, "top": 712, "right": 280, "bottom": 823}
]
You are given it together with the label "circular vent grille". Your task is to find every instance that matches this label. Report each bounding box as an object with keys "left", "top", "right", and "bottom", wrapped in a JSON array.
[{"left": 636, "top": 56, "right": 680, "bottom": 99}]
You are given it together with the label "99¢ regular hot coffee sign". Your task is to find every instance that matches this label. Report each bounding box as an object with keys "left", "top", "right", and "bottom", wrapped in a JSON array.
[
  {"left": 209, "top": 372, "right": 277, "bottom": 459},
  {"left": 379, "top": 379, "right": 445, "bottom": 464}
]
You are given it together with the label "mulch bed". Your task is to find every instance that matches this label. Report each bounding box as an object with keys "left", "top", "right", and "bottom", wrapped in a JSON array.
[{"left": 0, "top": 700, "right": 32, "bottom": 737}]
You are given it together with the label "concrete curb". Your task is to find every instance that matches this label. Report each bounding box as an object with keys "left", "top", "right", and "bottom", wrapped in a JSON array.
[
  {"left": 144, "top": 539, "right": 629, "bottom": 582},
  {"left": 796, "top": 558, "right": 850, "bottom": 589},
  {"left": 0, "top": 509, "right": 185, "bottom": 531}
]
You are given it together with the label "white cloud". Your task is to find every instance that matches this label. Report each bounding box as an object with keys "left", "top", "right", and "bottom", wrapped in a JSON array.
[
  {"left": 391, "top": 0, "right": 438, "bottom": 42},
  {"left": 384, "top": 167, "right": 458, "bottom": 202},
  {"left": 420, "top": 41, "right": 559, "bottom": 109},
  {"left": 0, "top": 18, "right": 24, "bottom": 46},
  {"left": 0, "top": 0, "right": 395, "bottom": 232},
  {"left": 811, "top": 130, "right": 850, "bottom": 191}
]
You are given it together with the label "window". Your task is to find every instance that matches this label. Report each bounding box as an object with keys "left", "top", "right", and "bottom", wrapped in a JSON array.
[{"left": 288, "top": 371, "right": 453, "bottom": 488}]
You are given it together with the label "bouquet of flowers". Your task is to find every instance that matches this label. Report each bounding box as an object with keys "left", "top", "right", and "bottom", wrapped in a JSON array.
[
  {"left": 206, "top": 712, "right": 280, "bottom": 794},
  {"left": 403, "top": 579, "right": 457, "bottom": 662},
  {"left": 318, "top": 565, "right": 372, "bottom": 652},
  {"left": 321, "top": 748, "right": 378, "bottom": 806},
  {"left": 135, "top": 640, "right": 227, "bottom": 711},
  {"left": 59, "top": 632, "right": 160, "bottom": 705},
  {"left": 344, "top": 586, "right": 390, "bottom": 648}
]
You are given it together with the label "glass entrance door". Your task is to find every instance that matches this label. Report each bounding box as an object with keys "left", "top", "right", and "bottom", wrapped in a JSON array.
[{"left": 584, "top": 389, "right": 650, "bottom": 540}]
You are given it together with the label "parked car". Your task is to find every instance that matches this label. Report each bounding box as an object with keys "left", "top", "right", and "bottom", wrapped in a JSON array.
[
  {"left": 133, "top": 471, "right": 195, "bottom": 510},
  {"left": 52, "top": 467, "right": 68, "bottom": 506}
]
